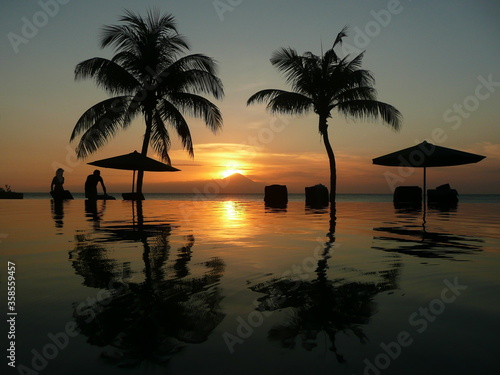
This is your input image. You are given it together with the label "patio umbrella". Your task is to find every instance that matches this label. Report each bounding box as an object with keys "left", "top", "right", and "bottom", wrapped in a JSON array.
[
  {"left": 88, "top": 151, "right": 180, "bottom": 194},
  {"left": 372, "top": 141, "right": 485, "bottom": 203}
]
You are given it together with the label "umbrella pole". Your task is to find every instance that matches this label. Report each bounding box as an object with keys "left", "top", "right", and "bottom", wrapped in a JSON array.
[{"left": 132, "top": 170, "right": 136, "bottom": 193}]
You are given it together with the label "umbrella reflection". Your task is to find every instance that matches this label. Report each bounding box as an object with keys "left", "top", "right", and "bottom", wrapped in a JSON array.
[
  {"left": 249, "top": 207, "right": 400, "bottom": 362},
  {"left": 69, "top": 201, "right": 226, "bottom": 368},
  {"left": 372, "top": 206, "right": 483, "bottom": 260}
]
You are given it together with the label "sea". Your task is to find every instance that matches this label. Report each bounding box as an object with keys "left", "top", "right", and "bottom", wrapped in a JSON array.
[{"left": 1, "top": 194, "right": 499, "bottom": 374}]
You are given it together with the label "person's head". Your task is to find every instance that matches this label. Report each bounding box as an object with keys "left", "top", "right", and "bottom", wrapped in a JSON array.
[
  {"left": 56, "top": 168, "right": 64, "bottom": 177},
  {"left": 93, "top": 170, "right": 100, "bottom": 177}
]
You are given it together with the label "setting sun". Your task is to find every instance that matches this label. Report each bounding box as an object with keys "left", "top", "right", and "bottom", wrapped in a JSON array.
[
  {"left": 219, "top": 161, "right": 245, "bottom": 179},
  {"left": 221, "top": 169, "right": 243, "bottom": 178}
]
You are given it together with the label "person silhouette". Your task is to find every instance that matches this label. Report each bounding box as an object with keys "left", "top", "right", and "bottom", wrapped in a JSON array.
[
  {"left": 85, "top": 170, "right": 107, "bottom": 200},
  {"left": 51, "top": 168, "right": 65, "bottom": 193}
]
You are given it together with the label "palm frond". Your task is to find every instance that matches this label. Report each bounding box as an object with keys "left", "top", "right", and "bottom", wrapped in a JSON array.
[
  {"left": 332, "top": 86, "right": 378, "bottom": 105},
  {"left": 332, "top": 26, "right": 349, "bottom": 49},
  {"left": 328, "top": 68, "right": 375, "bottom": 95},
  {"left": 100, "top": 22, "right": 138, "bottom": 53},
  {"left": 73, "top": 108, "right": 130, "bottom": 159},
  {"left": 164, "top": 69, "right": 224, "bottom": 100},
  {"left": 247, "top": 89, "right": 288, "bottom": 105},
  {"left": 156, "top": 33, "right": 190, "bottom": 61},
  {"left": 150, "top": 111, "right": 171, "bottom": 164},
  {"left": 267, "top": 92, "right": 313, "bottom": 115},
  {"left": 247, "top": 89, "right": 312, "bottom": 115},
  {"left": 101, "top": 9, "right": 188, "bottom": 67},
  {"left": 122, "top": 91, "right": 143, "bottom": 125},
  {"left": 169, "top": 54, "right": 219, "bottom": 75},
  {"left": 156, "top": 100, "right": 194, "bottom": 157},
  {"left": 322, "top": 48, "right": 340, "bottom": 70},
  {"left": 75, "top": 58, "right": 139, "bottom": 95},
  {"left": 70, "top": 96, "right": 132, "bottom": 142},
  {"left": 270, "top": 47, "right": 300, "bottom": 71},
  {"left": 270, "top": 48, "right": 308, "bottom": 87},
  {"left": 336, "top": 100, "right": 402, "bottom": 130},
  {"left": 344, "top": 51, "right": 365, "bottom": 72},
  {"left": 168, "top": 93, "right": 223, "bottom": 133}
]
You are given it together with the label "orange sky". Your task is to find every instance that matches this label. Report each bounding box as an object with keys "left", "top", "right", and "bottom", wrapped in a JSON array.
[
  {"left": 1, "top": 1, "right": 499, "bottom": 195},
  {"left": 5, "top": 137, "right": 499, "bottom": 194}
]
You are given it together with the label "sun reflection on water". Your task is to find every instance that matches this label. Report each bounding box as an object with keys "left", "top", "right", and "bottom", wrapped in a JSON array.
[{"left": 222, "top": 200, "right": 243, "bottom": 221}]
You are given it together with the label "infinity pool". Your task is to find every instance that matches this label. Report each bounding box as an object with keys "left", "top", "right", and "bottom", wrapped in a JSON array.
[{"left": 1, "top": 199, "right": 499, "bottom": 375}]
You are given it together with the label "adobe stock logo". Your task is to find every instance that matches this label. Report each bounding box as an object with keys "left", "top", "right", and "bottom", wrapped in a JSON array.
[
  {"left": 443, "top": 74, "right": 500, "bottom": 130},
  {"left": 7, "top": 0, "right": 71, "bottom": 54},
  {"left": 340, "top": 0, "right": 406, "bottom": 55},
  {"left": 358, "top": 277, "right": 467, "bottom": 375},
  {"left": 213, "top": 0, "right": 243, "bottom": 21}
]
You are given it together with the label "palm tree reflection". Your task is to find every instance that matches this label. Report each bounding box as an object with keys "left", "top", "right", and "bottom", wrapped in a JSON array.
[
  {"left": 250, "top": 207, "right": 400, "bottom": 362},
  {"left": 69, "top": 234, "right": 122, "bottom": 289},
  {"left": 69, "top": 200, "right": 225, "bottom": 368}
]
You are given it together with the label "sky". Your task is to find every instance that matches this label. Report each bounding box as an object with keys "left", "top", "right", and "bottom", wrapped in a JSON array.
[{"left": 0, "top": 0, "right": 499, "bottom": 194}]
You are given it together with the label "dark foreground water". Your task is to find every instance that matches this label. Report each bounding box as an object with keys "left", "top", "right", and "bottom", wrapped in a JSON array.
[{"left": 1, "top": 199, "right": 499, "bottom": 375}]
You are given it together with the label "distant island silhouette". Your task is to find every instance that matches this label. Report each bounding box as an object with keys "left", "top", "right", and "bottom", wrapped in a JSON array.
[
  {"left": 205, "top": 173, "right": 265, "bottom": 194},
  {"left": 145, "top": 172, "right": 266, "bottom": 195},
  {"left": 115, "top": 172, "right": 267, "bottom": 195}
]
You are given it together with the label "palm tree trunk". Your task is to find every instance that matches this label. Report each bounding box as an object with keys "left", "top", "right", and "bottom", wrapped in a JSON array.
[
  {"left": 321, "top": 118, "right": 337, "bottom": 235},
  {"left": 136, "top": 111, "right": 153, "bottom": 195},
  {"left": 319, "top": 117, "right": 336, "bottom": 204}
]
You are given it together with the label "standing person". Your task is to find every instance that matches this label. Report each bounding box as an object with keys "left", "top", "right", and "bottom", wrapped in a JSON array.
[
  {"left": 85, "top": 170, "right": 107, "bottom": 200},
  {"left": 51, "top": 168, "right": 65, "bottom": 192}
]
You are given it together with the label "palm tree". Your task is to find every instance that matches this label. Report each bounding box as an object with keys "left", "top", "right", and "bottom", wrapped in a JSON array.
[
  {"left": 247, "top": 27, "right": 402, "bottom": 204},
  {"left": 70, "top": 10, "right": 224, "bottom": 194}
]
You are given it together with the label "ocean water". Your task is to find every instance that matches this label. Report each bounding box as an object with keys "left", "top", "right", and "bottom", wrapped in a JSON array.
[{"left": 0, "top": 198, "right": 499, "bottom": 375}]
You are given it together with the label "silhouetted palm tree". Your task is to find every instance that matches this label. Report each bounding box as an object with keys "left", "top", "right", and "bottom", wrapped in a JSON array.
[
  {"left": 247, "top": 27, "right": 402, "bottom": 203},
  {"left": 70, "top": 10, "right": 224, "bottom": 194}
]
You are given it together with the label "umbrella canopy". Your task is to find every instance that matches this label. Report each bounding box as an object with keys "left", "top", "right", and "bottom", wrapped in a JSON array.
[
  {"left": 88, "top": 151, "right": 180, "bottom": 196},
  {"left": 373, "top": 141, "right": 486, "bottom": 203},
  {"left": 88, "top": 151, "right": 180, "bottom": 172},
  {"left": 372, "top": 141, "right": 485, "bottom": 168}
]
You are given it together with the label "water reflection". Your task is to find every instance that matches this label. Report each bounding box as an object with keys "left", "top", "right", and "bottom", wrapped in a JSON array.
[
  {"left": 83, "top": 199, "right": 108, "bottom": 232},
  {"left": 249, "top": 207, "right": 400, "bottom": 362},
  {"left": 50, "top": 199, "right": 65, "bottom": 229},
  {"left": 264, "top": 205, "right": 287, "bottom": 213},
  {"left": 69, "top": 233, "right": 122, "bottom": 289},
  {"left": 69, "top": 201, "right": 226, "bottom": 369},
  {"left": 372, "top": 206, "right": 483, "bottom": 260},
  {"left": 221, "top": 200, "right": 246, "bottom": 229}
]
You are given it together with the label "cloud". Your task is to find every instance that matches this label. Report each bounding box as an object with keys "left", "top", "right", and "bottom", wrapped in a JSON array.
[{"left": 471, "top": 142, "right": 500, "bottom": 159}]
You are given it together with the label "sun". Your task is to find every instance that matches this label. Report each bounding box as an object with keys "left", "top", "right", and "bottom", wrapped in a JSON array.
[
  {"left": 219, "top": 161, "right": 246, "bottom": 179},
  {"left": 221, "top": 169, "right": 243, "bottom": 178}
]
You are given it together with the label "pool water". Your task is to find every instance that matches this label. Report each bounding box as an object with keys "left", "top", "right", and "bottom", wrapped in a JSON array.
[{"left": 1, "top": 199, "right": 499, "bottom": 375}]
